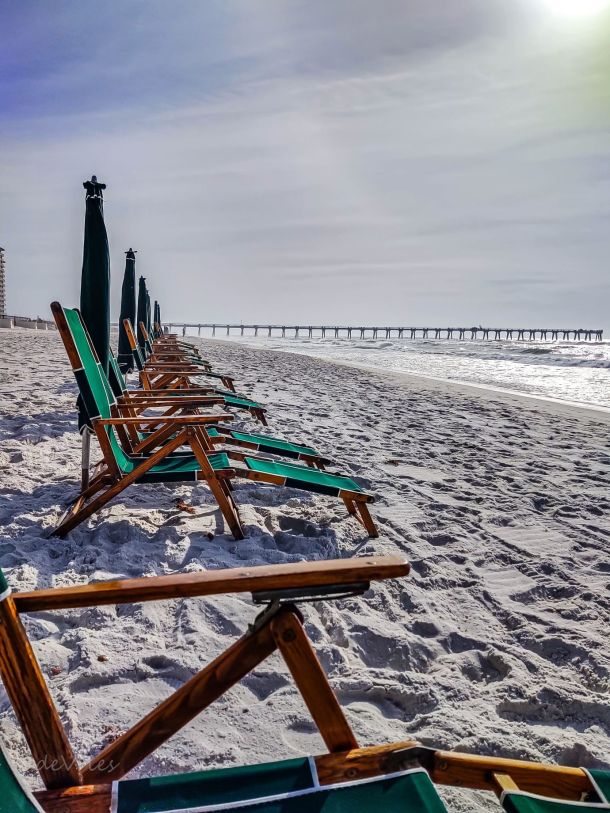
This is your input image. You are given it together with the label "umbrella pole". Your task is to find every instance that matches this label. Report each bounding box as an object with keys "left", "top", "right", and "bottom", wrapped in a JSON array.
[{"left": 81, "top": 429, "right": 91, "bottom": 490}]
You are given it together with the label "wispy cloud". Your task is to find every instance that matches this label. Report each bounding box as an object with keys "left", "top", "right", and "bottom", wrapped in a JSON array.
[{"left": 1, "top": 1, "right": 609, "bottom": 327}]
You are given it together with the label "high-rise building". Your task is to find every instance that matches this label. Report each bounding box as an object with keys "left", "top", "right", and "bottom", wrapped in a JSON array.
[{"left": 0, "top": 247, "right": 5, "bottom": 315}]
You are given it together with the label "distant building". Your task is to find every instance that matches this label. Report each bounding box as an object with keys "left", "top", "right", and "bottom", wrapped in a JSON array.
[{"left": 0, "top": 247, "right": 5, "bottom": 315}]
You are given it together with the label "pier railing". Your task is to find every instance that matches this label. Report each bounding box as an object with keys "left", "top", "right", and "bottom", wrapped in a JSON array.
[{"left": 162, "top": 324, "right": 604, "bottom": 342}]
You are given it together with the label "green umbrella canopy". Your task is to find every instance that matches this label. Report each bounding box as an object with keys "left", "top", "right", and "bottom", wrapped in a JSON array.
[
  {"left": 78, "top": 176, "right": 110, "bottom": 431},
  {"left": 117, "top": 248, "right": 137, "bottom": 372},
  {"left": 137, "top": 276, "right": 148, "bottom": 353}
]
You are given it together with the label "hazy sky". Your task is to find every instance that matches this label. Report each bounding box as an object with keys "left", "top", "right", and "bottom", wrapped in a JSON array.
[{"left": 1, "top": 1, "right": 609, "bottom": 327}]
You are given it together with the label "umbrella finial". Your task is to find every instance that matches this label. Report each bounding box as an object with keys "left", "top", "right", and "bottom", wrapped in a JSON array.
[
  {"left": 125, "top": 247, "right": 137, "bottom": 258},
  {"left": 83, "top": 176, "right": 107, "bottom": 199}
]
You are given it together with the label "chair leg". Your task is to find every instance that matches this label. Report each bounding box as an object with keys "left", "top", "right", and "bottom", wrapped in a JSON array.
[
  {"left": 271, "top": 608, "right": 358, "bottom": 753},
  {"left": 54, "top": 432, "right": 189, "bottom": 536},
  {"left": 342, "top": 496, "right": 378, "bottom": 538},
  {"left": 209, "top": 477, "right": 244, "bottom": 540},
  {"left": 342, "top": 496, "right": 357, "bottom": 516},
  {"left": 188, "top": 430, "right": 245, "bottom": 540},
  {"left": 53, "top": 478, "right": 126, "bottom": 537},
  {"left": 356, "top": 501, "right": 378, "bottom": 538},
  {"left": 253, "top": 408, "right": 268, "bottom": 426}
]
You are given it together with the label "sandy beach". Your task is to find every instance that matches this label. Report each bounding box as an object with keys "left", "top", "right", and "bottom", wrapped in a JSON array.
[{"left": 1, "top": 328, "right": 609, "bottom": 806}]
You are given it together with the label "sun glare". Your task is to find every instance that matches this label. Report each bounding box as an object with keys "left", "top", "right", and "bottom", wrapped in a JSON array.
[{"left": 542, "top": 0, "right": 610, "bottom": 17}]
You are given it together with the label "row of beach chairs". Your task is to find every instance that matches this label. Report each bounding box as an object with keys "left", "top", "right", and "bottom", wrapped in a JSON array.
[
  {"left": 0, "top": 306, "right": 606, "bottom": 812},
  {"left": 50, "top": 302, "right": 378, "bottom": 538}
]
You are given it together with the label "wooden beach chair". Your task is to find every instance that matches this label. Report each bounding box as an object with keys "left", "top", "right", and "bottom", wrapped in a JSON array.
[
  {"left": 108, "top": 349, "right": 331, "bottom": 469},
  {"left": 0, "top": 557, "right": 412, "bottom": 810},
  {"left": 52, "top": 303, "right": 378, "bottom": 538},
  {"left": 2, "top": 560, "right": 608, "bottom": 813},
  {"left": 124, "top": 319, "right": 268, "bottom": 425},
  {"left": 126, "top": 319, "right": 237, "bottom": 393}
]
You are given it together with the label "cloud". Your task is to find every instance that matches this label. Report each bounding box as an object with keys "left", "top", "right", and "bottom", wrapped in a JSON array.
[{"left": 0, "top": 1, "right": 609, "bottom": 328}]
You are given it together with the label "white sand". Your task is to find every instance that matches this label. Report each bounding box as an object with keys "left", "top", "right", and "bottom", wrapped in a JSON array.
[{"left": 1, "top": 328, "right": 609, "bottom": 805}]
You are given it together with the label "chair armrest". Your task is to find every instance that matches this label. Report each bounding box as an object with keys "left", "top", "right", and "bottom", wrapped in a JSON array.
[
  {"left": 145, "top": 369, "right": 212, "bottom": 376},
  {"left": 98, "top": 413, "right": 233, "bottom": 426},
  {"left": 119, "top": 395, "right": 222, "bottom": 406},
  {"left": 13, "top": 556, "right": 410, "bottom": 611}
]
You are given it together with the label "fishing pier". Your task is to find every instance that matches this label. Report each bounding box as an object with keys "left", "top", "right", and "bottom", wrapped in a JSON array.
[{"left": 164, "top": 324, "right": 604, "bottom": 342}]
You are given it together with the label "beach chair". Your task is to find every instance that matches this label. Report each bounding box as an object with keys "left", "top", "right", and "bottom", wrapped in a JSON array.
[
  {"left": 52, "top": 303, "right": 378, "bottom": 538},
  {"left": 123, "top": 319, "right": 269, "bottom": 425},
  {"left": 0, "top": 556, "right": 419, "bottom": 812},
  {"left": 124, "top": 318, "right": 237, "bottom": 393},
  {"left": 108, "top": 349, "right": 330, "bottom": 469},
  {"left": 2, "top": 561, "right": 607, "bottom": 813}
]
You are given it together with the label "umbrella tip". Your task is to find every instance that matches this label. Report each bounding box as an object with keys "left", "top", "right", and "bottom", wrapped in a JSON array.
[
  {"left": 126, "top": 247, "right": 137, "bottom": 255},
  {"left": 83, "top": 175, "right": 107, "bottom": 194}
]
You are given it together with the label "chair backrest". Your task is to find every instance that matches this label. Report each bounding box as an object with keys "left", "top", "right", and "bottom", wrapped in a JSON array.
[
  {"left": 139, "top": 321, "right": 153, "bottom": 357},
  {"left": 108, "top": 348, "right": 128, "bottom": 399},
  {"left": 0, "top": 743, "right": 43, "bottom": 813},
  {"left": 52, "top": 302, "right": 132, "bottom": 471},
  {"left": 122, "top": 318, "right": 146, "bottom": 371}
]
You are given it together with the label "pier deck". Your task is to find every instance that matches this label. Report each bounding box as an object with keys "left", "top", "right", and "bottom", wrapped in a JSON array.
[{"left": 163, "top": 324, "right": 603, "bottom": 342}]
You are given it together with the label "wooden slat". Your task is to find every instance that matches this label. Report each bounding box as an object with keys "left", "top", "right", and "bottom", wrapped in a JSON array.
[
  {"left": 315, "top": 740, "right": 421, "bottom": 784},
  {"left": 35, "top": 784, "right": 111, "bottom": 813},
  {"left": 97, "top": 413, "right": 233, "bottom": 426},
  {"left": 119, "top": 396, "right": 222, "bottom": 405},
  {"left": 14, "top": 556, "right": 409, "bottom": 613},
  {"left": 80, "top": 620, "right": 277, "bottom": 783},
  {"left": 271, "top": 609, "right": 357, "bottom": 753},
  {"left": 0, "top": 593, "right": 81, "bottom": 789},
  {"left": 431, "top": 749, "right": 590, "bottom": 800},
  {"left": 493, "top": 773, "right": 520, "bottom": 792}
]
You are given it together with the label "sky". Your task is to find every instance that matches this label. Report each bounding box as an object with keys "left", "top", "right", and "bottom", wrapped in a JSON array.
[{"left": 1, "top": 0, "right": 609, "bottom": 328}]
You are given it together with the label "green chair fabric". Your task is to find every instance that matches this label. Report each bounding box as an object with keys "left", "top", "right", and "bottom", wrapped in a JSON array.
[
  {"left": 588, "top": 771, "right": 610, "bottom": 803},
  {"left": 244, "top": 457, "right": 364, "bottom": 496},
  {"left": 135, "top": 451, "right": 231, "bottom": 483},
  {"left": 114, "top": 763, "right": 446, "bottom": 813},
  {"left": 64, "top": 310, "right": 319, "bottom": 486},
  {"left": 217, "top": 392, "right": 262, "bottom": 410},
  {"left": 503, "top": 795, "right": 609, "bottom": 813},
  {"left": 64, "top": 308, "right": 231, "bottom": 483},
  {"left": 116, "top": 757, "right": 315, "bottom": 813},
  {"left": 502, "top": 770, "right": 610, "bottom": 813},
  {"left": 0, "top": 744, "right": 43, "bottom": 813},
  {"left": 208, "top": 428, "right": 317, "bottom": 460},
  {"left": 109, "top": 348, "right": 128, "bottom": 399}
]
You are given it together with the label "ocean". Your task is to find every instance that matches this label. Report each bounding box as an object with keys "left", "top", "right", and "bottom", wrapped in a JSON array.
[{"left": 216, "top": 335, "right": 610, "bottom": 410}]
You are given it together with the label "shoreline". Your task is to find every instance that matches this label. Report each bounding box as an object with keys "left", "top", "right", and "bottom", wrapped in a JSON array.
[{"left": 200, "top": 336, "right": 610, "bottom": 424}]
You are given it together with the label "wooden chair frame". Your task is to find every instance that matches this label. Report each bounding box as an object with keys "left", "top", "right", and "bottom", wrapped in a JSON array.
[
  {"left": 126, "top": 319, "right": 237, "bottom": 393},
  {"left": 0, "top": 551, "right": 597, "bottom": 812},
  {"left": 125, "top": 322, "right": 264, "bottom": 422},
  {"left": 0, "top": 557, "right": 410, "bottom": 809},
  {"left": 108, "top": 349, "right": 329, "bottom": 470},
  {"left": 54, "top": 304, "right": 377, "bottom": 539},
  {"left": 51, "top": 303, "right": 244, "bottom": 539}
]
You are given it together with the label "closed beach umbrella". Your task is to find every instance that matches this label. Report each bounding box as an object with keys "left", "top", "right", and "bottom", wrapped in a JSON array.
[
  {"left": 154, "top": 300, "right": 160, "bottom": 336},
  {"left": 78, "top": 175, "right": 110, "bottom": 487},
  {"left": 117, "top": 248, "right": 137, "bottom": 372},
  {"left": 137, "top": 276, "right": 147, "bottom": 353},
  {"left": 78, "top": 175, "right": 110, "bottom": 430}
]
